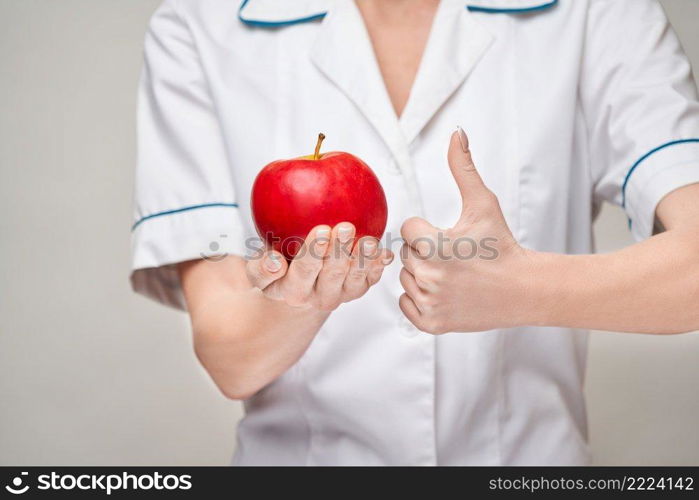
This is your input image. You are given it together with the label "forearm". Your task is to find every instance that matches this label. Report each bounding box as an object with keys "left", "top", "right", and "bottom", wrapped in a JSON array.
[
  {"left": 179, "top": 258, "right": 329, "bottom": 400},
  {"left": 529, "top": 228, "right": 699, "bottom": 334},
  {"left": 399, "top": 136, "right": 699, "bottom": 336},
  {"left": 189, "top": 286, "right": 328, "bottom": 400},
  {"left": 179, "top": 224, "right": 391, "bottom": 400}
]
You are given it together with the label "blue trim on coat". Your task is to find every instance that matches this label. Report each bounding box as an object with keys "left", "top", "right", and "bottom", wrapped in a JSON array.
[
  {"left": 621, "top": 139, "right": 699, "bottom": 208},
  {"left": 238, "top": 0, "right": 327, "bottom": 27},
  {"left": 132, "top": 203, "right": 239, "bottom": 231},
  {"left": 467, "top": 0, "right": 558, "bottom": 14},
  {"left": 237, "top": 0, "right": 558, "bottom": 27}
]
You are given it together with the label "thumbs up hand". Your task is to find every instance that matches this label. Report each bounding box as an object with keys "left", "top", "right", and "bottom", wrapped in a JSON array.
[{"left": 399, "top": 128, "right": 535, "bottom": 334}]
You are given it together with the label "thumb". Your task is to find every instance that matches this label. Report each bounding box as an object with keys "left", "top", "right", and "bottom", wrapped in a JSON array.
[
  {"left": 246, "top": 250, "right": 288, "bottom": 290},
  {"left": 448, "top": 127, "right": 491, "bottom": 213}
]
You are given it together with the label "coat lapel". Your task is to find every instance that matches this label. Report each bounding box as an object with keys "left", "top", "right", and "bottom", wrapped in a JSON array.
[
  {"left": 310, "top": 0, "right": 494, "bottom": 149},
  {"left": 309, "top": 0, "right": 496, "bottom": 216},
  {"left": 400, "top": 0, "right": 494, "bottom": 144},
  {"left": 309, "top": 0, "right": 406, "bottom": 161}
]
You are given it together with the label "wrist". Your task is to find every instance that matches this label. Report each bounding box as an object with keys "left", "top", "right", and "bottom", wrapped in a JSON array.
[
  {"left": 515, "top": 249, "right": 567, "bottom": 328},
  {"left": 255, "top": 288, "right": 331, "bottom": 322}
]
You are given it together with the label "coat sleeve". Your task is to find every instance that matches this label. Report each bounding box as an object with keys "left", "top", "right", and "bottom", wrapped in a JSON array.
[
  {"left": 131, "top": 0, "right": 247, "bottom": 309},
  {"left": 582, "top": 0, "right": 699, "bottom": 240}
]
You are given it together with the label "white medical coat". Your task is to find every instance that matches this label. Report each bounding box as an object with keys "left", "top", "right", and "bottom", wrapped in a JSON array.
[{"left": 131, "top": 0, "right": 699, "bottom": 465}]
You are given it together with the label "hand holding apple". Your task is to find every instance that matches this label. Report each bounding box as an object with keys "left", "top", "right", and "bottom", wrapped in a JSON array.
[
  {"left": 246, "top": 223, "right": 393, "bottom": 312},
  {"left": 399, "top": 128, "right": 538, "bottom": 334},
  {"left": 248, "top": 134, "right": 392, "bottom": 311}
]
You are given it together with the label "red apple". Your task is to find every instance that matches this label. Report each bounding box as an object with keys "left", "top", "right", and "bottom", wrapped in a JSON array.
[{"left": 251, "top": 133, "right": 388, "bottom": 259}]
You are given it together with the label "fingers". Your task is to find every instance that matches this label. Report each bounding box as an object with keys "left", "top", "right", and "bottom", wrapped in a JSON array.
[
  {"left": 342, "top": 236, "right": 378, "bottom": 298},
  {"left": 282, "top": 225, "right": 331, "bottom": 304},
  {"left": 399, "top": 293, "right": 422, "bottom": 327},
  {"left": 315, "top": 222, "right": 355, "bottom": 308},
  {"left": 400, "top": 243, "right": 423, "bottom": 275},
  {"left": 400, "top": 216, "right": 438, "bottom": 257},
  {"left": 367, "top": 248, "right": 394, "bottom": 286},
  {"left": 448, "top": 127, "right": 491, "bottom": 212},
  {"left": 399, "top": 267, "right": 424, "bottom": 312},
  {"left": 343, "top": 240, "right": 393, "bottom": 298},
  {"left": 270, "top": 223, "right": 392, "bottom": 310},
  {"left": 246, "top": 250, "right": 288, "bottom": 290}
]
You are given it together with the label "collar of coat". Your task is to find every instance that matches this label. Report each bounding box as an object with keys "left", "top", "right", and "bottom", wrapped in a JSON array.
[{"left": 238, "top": 0, "right": 558, "bottom": 27}]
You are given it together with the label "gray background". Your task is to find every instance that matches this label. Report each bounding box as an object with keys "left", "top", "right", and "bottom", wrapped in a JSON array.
[{"left": 1, "top": 0, "right": 698, "bottom": 465}]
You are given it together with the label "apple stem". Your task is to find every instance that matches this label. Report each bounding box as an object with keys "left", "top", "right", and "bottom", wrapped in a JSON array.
[{"left": 313, "top": 133, "right": 326, "bottom": 161}]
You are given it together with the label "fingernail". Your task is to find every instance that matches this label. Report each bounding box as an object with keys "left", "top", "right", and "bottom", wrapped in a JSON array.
[
  {"left": 456, "top": 126, "right": 469, "bottom": 153},
  {"left": 338, "top": 224, "right": 353, "bottom": 242},
  {"left": 316, "top": 227, "right": 330, "bottom": 245},
  {"left": 265, "top": 254, "right": 282, "bottom": 272},
  {"left": 382, "top": 255, "right": 394, "bottom": 265},
  {"left": 362, "top": 239, "right": 377, "bottom": 256}
]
